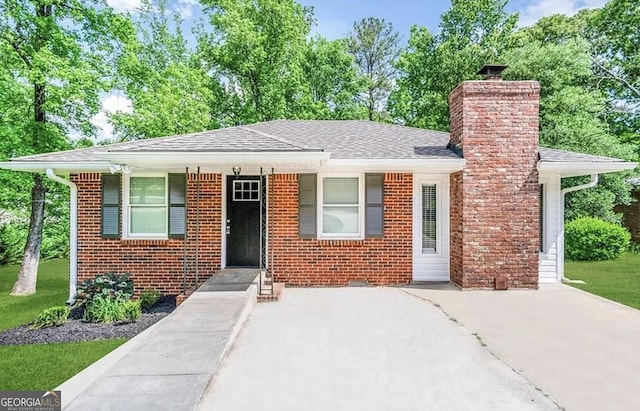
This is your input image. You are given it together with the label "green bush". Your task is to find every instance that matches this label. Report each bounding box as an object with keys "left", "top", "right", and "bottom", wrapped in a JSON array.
[
  {"left": 139, "top": 289, "right": 160, "bottom": 309},
  {"left": 121, "top": 300, "right": 141, "bottom": 323},
  {"left": 83, "top": 295, "right": 124, "bottom": 324},
  {"left": 31, "top": 306, "right": 70, "bottom": 330},
  {"left": 75, "top": 273, "right": 133, "bottom": 307},
  {"left": 565, "top": 217, "right": 631, "bottom": 261},
  {"left": 0, "top": 221, "right": 69, "bottom": 265}
]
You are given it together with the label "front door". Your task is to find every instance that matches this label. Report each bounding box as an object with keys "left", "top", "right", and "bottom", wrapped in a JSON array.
[{"left": 226, "top": 176, "right": 262, "bottom": 267}]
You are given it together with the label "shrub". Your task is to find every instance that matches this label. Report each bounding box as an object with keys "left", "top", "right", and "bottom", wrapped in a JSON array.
[
  {"left": 565, "top": 217, "right": 631, "bottom": 261},
  {"left": 31, "top": 306, "right": 71, "bottom": 330},
  {"left": 83, "top": 295, "right": 125, "bottom": 323},
  {"left": 139, "top": 289, "right": 160, "bottom": 309},
  {"left": 629, "top": 241, "right": 640, "bottom": 254},
  {"left": 75, "top": 273, "right": 133, "bottom": 307},
  {"left": 121, "top": 300, "right": 142, "bottom": 323}
]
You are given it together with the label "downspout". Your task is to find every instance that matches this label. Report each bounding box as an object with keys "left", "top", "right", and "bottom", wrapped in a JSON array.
[
  {"left": 557, "top": 174, "right": 599, "bottom": 281},
  {"left": 45, "top": 169, "right": 77, "bottom": 304}
]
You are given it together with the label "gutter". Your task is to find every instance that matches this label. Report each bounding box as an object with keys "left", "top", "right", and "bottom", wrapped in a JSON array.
[
  {"left": 45, "top": 169, "right": 77, "bottom": 304},
  {"left": 557, "top": 174, "right": 599, "bottom": 282}
]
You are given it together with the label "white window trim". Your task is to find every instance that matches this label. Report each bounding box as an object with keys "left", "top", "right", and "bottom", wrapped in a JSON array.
[
  {"left": 317, "top": 173, "right": 365, "bottom": 240},
  {"left": 414, "top": 177, "right": 446, "bottom": 257},
  {"left": 539, "top": 179, "right": 548, "bottom": 255},
  {"left": 122, "top": 173, "right": 169, "bottom": 239}
]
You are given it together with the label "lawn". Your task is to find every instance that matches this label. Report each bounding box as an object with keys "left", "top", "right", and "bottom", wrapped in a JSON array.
[
  {"left": 0, "top": 258, "right": 128, "bottom": 390},
  {"left": 565, "top": 252, "right": 640, "bottom": 310},
  {"left": 0, "top": 339, "right": 127, "bottom": 390},
  {"left": 0, "top": 259, "right": 69, "bottom": 331}
]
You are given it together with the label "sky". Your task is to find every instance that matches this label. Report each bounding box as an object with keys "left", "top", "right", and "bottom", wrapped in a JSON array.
[{"left": 96, "top": 0, "right": 610, "bottom": 139}]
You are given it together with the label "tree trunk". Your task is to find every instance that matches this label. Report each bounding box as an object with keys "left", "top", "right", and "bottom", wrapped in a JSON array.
[{"left": 11, "top": 174, "right": 46, "bottom": 296}]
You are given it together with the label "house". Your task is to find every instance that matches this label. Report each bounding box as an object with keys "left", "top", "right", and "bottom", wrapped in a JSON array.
[
  {"left": 615, "top": 178, "right": 640, "bottom": 242},
  {"left": 1, "top": 73, "right": 635, "bottom": 301}
]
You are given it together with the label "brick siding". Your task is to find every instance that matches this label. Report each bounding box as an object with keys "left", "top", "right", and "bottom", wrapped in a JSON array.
[
  {"left": 449, "top": 80, "right": 541, "bottom": 289},
  {"left": 71, "top": 172, "right": 222, "bottom": 295},
  {"left": 269, "top": 173, "right": 413, "bottom": 286}
]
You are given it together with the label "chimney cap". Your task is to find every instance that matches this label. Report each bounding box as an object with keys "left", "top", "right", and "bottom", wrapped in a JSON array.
[{"left": 477, "top": 64, "right": 509, "bottom": 79}]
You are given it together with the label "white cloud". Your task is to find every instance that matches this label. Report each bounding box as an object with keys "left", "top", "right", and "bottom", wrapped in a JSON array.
[
  {"left": 519, "top": 0, "right": 610, "bottom": 27},
  {"left": 106, "top": 0, "right": 142, "bottom": 13},
  {"left": 91, "top": 93, "right": 133, "bottom": 140},
  {"left": 174, "top": 0, "right": 199, "bottom": 20}
]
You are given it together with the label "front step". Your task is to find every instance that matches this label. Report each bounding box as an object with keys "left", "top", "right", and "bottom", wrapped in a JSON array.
[{"left": 257, "top": 282, "right": 285, "bottom": 302}]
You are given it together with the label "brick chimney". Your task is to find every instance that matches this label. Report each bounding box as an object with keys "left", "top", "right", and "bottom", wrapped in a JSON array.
[{"left": 449, "top": 68, "right": 541, "bottom": 289}]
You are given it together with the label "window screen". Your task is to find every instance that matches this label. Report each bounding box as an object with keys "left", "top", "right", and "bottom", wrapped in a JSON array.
[
  {"left": 322, "top": 177, "right": 359, "bottom": 235},
  {"left": 422, "top": 184, "right": 437, "bottom": 252}
]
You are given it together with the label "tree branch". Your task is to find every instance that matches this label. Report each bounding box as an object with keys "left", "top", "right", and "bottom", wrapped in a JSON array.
[{"left": 591, "top": 56, "right": 640, "bottom": 100}]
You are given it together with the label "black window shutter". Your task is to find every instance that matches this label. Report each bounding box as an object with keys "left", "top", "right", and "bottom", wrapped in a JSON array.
[
  {"left": 101, "top": 174, "right": 121, "bottom": 238},
  {"left": 365, "top": 174, "right": 384, "bottom": 237},
  {"left": 168, "top": 174, "right": 187, "bottom": 238},
  {"left": 298, "top": 174, "right": 317, "bottom": 238}
]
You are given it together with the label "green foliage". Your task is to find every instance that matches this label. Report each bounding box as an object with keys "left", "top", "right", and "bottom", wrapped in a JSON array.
[
  {"left": 390, "top": 0, "right": 517, "bottom": 129},
  {"left": 565, "top": 217, "right": 631, "bottom": 261},
  {"left": 111, "top": 0, "right": 219, "bottom": 140},
  {"left": 198, "top": 0, "right": 313, "bottom": 123},
  {"left": 75, "top": 273, "right": 133, "bottom": 308},
  {"left": 346, "top": 17, "right": 401, "bottom": 121},
  {"left": 83, "top": 295, "right": 124, "bottom": 323},
  {"left": 139, "top": 289, "right": 160, "bottom": 309},
  {"left": 30, "top": 306, "right": 70, "bottom": 330},
  {"left": 0, "top": 220, "right": 69, "bottom": 265},
  {"left": 628, "top": 241, "right": 640, "bottom": 254},
  {"left": 121, "top": 300, "right": 142, "bottom": 323}
]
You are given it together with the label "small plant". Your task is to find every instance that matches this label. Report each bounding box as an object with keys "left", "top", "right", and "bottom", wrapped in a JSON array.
[
  {"left": 121, "top": 300, "right": 142, "bottom": 323},
  {"left": 139, "top": 289, "right": 160, "bottom": 309},
  {"left": 75, "top": 272, "right": 133, "bottom": 307},
  {"left": 83, "top": 295, "right": 125, "bottom": 324},
  {"left": 31, "top": 306, "right": 70, "bottom": 330},
  {"left": 565, "top": 217, "right": 631, "bottom": 261},
  {"left": 629, "top": 241, "right": 640, "bottom": 254}
]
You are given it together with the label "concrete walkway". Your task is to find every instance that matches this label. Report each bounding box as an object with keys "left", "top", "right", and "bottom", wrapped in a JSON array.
[
  {"left": 402, "top": 283, "right": 640, "bottom": 411},
  {"left": 58, "top": 276, "right": 257, "bottom": 411},
  {"left": 198, "top": 287, "right": 559, "bottom": 411}
]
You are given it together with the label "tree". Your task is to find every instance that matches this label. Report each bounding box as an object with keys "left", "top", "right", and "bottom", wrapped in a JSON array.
[
  {"left": 298, "top": 37, "right": 367, "bottom": 120},
  {"left": 503, "top": 37, "right": 636, "bottom": 222},
  {"left": 198, "top": 0, "right": 312, "bottom": 124},
  {"left": 111, "top": 0, "right": 220, "bottom": 140},
  {"left": 390, "top": 0, "right": 517, "bottom": 130},
  {"left": 346, "top": 17, "right": 400, "bottom": 122},
  {"left": 590, "top": 0, "right": 640, "bottom": 151},
  {"left": 0, "top": 0, "right": 132, "bottom": 295}
]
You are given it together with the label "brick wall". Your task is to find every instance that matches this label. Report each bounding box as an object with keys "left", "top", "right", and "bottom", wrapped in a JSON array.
[
  {"left": 269, "top": 173, "right": 413, "bottom": 286},
  {"left": 71, "top": 172, "right": 222, "bottom": 295},
  {"left": 449, "top": 80, "right": 541, "bottom": 289},
  {"left": 615, "top": 189, "right": 640, "bottom": 242}
]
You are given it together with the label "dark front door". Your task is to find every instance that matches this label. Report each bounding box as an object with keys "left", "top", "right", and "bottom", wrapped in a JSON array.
[{"left": 226, "top": 176, "right": 262, "bottom": 267}]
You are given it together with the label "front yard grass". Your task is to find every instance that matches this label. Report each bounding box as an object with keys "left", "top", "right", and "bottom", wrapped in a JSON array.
[
  {"left": 0, "top": 339, "right": 127, "bottom": 390},
  {"left": 0, "top": 258, "right": 128, "bottom": 390},
  {"left": 0, "top": 259, "right": 69, "bottom": 332},
  {"left": 565, "top": 252, "right": 640, "bottom": 310}
]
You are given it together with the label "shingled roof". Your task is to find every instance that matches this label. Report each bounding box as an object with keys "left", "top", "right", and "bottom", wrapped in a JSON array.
[{"left": 4, "top": 120, "right": 631, "bottom": 165}]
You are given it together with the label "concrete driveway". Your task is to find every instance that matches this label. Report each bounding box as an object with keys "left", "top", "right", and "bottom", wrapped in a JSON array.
[
  {"left": 198, "top": 287, "right": 559, "bottom": 411},
  {"left": 402, "top": 284, "right": 640, "bottom": 411}
]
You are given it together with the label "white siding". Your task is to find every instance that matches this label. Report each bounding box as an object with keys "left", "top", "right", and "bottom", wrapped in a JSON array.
[
  {"left": 539, "top": 174, "right": 562, "bottom": 283},
  {"left": 413, "top": 175, "right": 450, "bottom": 281}
]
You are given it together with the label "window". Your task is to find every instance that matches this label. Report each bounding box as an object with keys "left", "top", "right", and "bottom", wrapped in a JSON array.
[
  {"left": 298, "top": 174, "right": 382, "bottom": 239},
  {"left": 539, "top": 184, "right": 544, "bottom": 253},
  {"left": 128, "top": 176, "right": 167, "bottom": 236},
  {"left": 422, "top": 184, "right": 437, "bottom": 253},
  {"left": 103, "top": 173, "right": 186, "bottom": 239},
  {"left": 321, "top": 176, "right": 361, "bottom": 236},
  {"left": 233, "top": 180, "right": 260, "bottom": 201}
]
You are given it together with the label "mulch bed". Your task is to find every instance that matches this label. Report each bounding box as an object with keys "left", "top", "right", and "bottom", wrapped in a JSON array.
[{"left": 0, "top": 296, "right": 176, "bottom": 346}]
